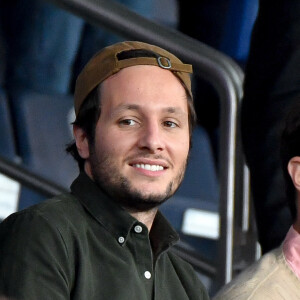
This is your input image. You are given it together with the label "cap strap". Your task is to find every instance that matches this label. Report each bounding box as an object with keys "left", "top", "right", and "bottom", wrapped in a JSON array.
[{"left": 117, "top": 57, "right": 193, "bottom": 73}]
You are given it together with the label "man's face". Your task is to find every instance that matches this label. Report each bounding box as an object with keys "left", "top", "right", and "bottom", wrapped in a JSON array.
[{"left": 84, "top": 65, "right": 190, "bottom": 212}]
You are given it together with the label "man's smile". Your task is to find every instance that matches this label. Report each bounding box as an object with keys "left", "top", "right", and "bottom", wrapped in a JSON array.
[{"left": 132, "top": 163, "right": 164, "bottom": 171}]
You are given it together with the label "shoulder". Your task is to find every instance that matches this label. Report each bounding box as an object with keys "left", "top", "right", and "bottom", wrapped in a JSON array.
[
  {"left": 0, "top": 194, "right": 82, "bottom": 297},
  {"left": 0, "top": 193, "right": 85, "bottom": 246},
  {"left": 167, "top": 250, "right": 196, "bottom": 273},
  {"left": 2, "top": 192, "right": 82, "bottom": 224},
  {"left": 166, "top": 251, "right": 210, "bottom": 299},
  {"left": 213, "top": 247, "right": 300, "bottom": 300},
  {"left": 0, "top": 193, "right": 89, "bottom": 275}
]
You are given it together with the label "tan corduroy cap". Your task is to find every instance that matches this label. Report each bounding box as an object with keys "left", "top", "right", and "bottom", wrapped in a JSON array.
[{"left": 74, "top": 41, "right": 193, "bottom": 115}]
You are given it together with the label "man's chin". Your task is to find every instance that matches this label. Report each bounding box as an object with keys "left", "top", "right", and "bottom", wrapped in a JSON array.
[
  {"left": 92, "top": 169, "right": 178, "bottom": 212},
  {"left": 134, "top": 189, "right": 168, "bottom": 199},
  {"left": 120, "top": 196, "right": 168, "bottom": 213},
  {"left": 115, "top": 185, "right": 173, "bottom": 212}
]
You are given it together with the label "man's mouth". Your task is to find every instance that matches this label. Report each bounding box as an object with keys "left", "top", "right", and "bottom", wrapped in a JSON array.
[{"left": 132, "top": 164, "right": 164, "bottom": 172}]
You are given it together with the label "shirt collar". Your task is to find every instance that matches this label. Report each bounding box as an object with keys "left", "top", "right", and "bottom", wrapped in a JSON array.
[
  {"left": 70, "top": 172, "right": 179, "bottom": 253},
  {"left": 283, "top": 226, "right": 300, "bottom": 279},
  {"left": 150, "top": 211, "right": 179, "bottom": 259}
]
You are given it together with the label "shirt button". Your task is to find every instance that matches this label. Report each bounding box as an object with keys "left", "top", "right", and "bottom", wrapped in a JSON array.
[
  {"left": 118, "top": 236, "right": 125, "bottom": 244},
  {"left": 134, "top": 225, "right": 143, "bottom": 233},
  {"left": 144, "top": 271, "right": 151, "bottom": 279}
]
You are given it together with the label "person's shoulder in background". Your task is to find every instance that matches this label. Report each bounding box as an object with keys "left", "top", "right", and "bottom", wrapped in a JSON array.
[{"left": 213, "top": 246, "right": 300, "bottom": 300}]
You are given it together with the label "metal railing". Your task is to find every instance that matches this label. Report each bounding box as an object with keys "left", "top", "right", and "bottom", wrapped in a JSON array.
[
  {"left": 0, "top": 156, "right": 67, "bottom": 197},
  {"left": 0, "top": 0, "right": 253, "bottom": 290}
]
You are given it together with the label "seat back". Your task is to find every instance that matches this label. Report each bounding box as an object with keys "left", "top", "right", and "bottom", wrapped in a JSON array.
[
  {"left": 0, "top": 88, "right": 20, "bottom": 219},
  {"left": 0, "top": 89, "right": 16, "bottom": 159},
  {"left": 220, "top": 0, "right": 259, "bottom": 65},
  {"left": 10, "top": 91, "right": 78, "bottom": 209}
]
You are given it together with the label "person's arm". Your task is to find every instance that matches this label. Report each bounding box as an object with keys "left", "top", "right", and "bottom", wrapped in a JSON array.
[{"left": 0, "top": 210, "right": 72, "bottom": 299}]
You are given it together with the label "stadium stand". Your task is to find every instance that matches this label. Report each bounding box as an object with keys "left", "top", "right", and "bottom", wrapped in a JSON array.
[{"left": 0, "top": 0, "right": 257, "bottom": 295}]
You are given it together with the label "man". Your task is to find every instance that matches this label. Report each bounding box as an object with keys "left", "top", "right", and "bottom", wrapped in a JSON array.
[
  {"left": 214, "top": 101, "right": 300, "bottom": 300},
  {"left": 0, "top": 41, "right": 209, "bottom": 299},
  {"left": 241, "top": 0, "right": 300, "bottom": 254}
]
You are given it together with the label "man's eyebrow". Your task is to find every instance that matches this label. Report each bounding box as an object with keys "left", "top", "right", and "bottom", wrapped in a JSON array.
[
  {"left": 163, "top": 107, "right": 187, "bottom": 116},
  {"left": 110, "top": 104, "right": 140, "bottom": 117},
  {"left": 111, "top": 104, "right": 186, "bottom": 116},
  {"left": 120, "top": 104, "right": 140, "bottom": 111}
]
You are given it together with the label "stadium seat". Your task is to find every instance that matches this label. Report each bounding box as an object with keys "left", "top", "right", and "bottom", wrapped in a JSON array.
[
  {"left": 0, "top": 88, "right": 20, "bottom": 219},
  {"left": 220, "top": 0, "right": 259, "bottom": 66},
  {"left": 9, "top": 90, "right": 78, "bottom": 209},
  {"left": 0, "top": 89, "right": 16, "bottom": 159}
]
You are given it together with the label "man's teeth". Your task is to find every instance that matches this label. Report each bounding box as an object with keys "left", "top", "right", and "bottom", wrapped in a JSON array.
[{"left": 134, "top": 164, "right": 164, "bottom": 171}]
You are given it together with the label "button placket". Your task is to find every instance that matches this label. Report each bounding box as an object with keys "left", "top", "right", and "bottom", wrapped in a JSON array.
[{"left": 131, "top": 223, "right": 153, "bottom": 283}]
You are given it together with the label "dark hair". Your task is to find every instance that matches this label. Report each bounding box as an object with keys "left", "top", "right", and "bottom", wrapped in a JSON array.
[
  {"left": 280, "top": 100, "right": 300, "bottom": 220},
  {"left": 67, "top": 49, "right": 197, "bottom": 170},
  {"left": 66, "top": 85, "right": 101, "bottom": 171}
]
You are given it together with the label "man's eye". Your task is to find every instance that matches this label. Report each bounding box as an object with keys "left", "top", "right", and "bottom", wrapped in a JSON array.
[
  {"left": 119, "top": 119, "right": 137, "bottom": 126},
  {"left": 164, "top": 121, "right": 178, "bottom": 128}
]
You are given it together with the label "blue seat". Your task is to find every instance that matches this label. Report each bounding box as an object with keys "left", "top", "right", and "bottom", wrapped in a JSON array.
[
  {"left": 220, "top": 0, "right": 259, "bottom": 66},
  {"left": 0, "top": 28, "right": 5, "bottom": 87},
  {"left": 10, "top": 90, "right": 78, "bottom": 209},
  {"left": 0, "top": 88, "right": 20, "bottom": 220},
  {"left": 0, "top": 89, "right": 16, "bottom": 159}
]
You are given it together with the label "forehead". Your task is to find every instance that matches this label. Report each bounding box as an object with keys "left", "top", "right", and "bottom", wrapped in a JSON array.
[{"left": 100, "top": 65, "right": 188, "bottom": 112}]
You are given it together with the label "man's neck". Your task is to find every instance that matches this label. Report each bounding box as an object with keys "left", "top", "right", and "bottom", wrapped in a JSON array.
[
  {"left": 83, "top": 167, "right": 158, "bottom": 231},
  {"left": 129, "top": 208, "right": 158, "bottom": 232}
]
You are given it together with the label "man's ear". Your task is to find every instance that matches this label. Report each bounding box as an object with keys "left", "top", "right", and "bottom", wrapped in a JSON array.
[
  {"left": 73, "top": 125, "right": 90, "bottom": 159},
  {"left": 288, "top": 156, "right": 300, "bottom": 191}
]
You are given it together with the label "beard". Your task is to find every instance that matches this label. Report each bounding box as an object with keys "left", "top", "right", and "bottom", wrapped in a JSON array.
[{"left": 88, "top": 146, "right": 187, "bottom": 213}]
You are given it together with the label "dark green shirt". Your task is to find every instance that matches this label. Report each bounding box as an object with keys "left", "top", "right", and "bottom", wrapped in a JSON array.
[{"left": 0, "top": 173, "right": 209, "bottom": 299}]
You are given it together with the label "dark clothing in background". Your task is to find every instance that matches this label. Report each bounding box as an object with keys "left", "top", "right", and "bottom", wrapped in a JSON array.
[
  {"left": 0, "top": 172, "right": 209, "bottom": 299},
  {"left": 241, "top": 0, "right": 300, "bottom": 253},
  {"left": 178, "top": 0, "right": 300, "bottom": 254},
  {"left": 177, "top": 0, "right": 231, "bottom": 133}
]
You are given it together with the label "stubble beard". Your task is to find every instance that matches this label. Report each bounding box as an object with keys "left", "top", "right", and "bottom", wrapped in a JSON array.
[{"left": 89, "top": 148, "right": 187, "bottom": 213}]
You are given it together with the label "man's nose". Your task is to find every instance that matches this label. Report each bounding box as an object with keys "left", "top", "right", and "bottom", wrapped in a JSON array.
[{"left": 137, "top": 122, "right": 165, "bottom": 153}]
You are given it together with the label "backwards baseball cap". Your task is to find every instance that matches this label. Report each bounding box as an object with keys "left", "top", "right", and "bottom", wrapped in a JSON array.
[{"left": 74, "top": 41, "right": 193, "bottom": 116}]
